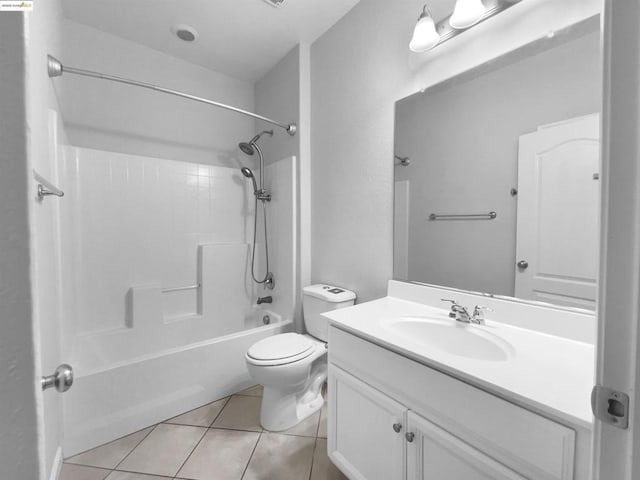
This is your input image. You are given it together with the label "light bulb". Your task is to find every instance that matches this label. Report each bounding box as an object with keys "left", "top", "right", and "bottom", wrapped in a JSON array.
[
  {"left": 409, "top": 11, "right": 440, "bottom": 53},
  {"left": 449, "top": 0, "right": 487, "bottom": 29}
]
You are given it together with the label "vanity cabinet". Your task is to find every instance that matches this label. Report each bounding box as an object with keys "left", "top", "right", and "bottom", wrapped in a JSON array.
[
  {"left": 328, "top": 325, "right": 583, "bottom": 480},
  {"left": 406, "top": 411, "right": 526, "bottom": 480},
  {"left": 329, "top": 366, "right": 405, "bottom": 480}
]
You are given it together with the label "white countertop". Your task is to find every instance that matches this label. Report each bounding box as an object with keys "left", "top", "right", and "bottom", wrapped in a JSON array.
[{"left": 324, "top": 295, "right": 595, "bottom": 429}]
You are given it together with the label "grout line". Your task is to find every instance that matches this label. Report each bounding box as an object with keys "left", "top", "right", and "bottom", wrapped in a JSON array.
[
  {"left": 240, "top": 430, "right": 263, "bottom": 480},
  {"left": 65, "top": 424, "right": 157, "bottom": 461},
  {"left": 112, "top": 424, "right": 158, "bottom": 471},
  {"left": 308, "top": 436, "right": 320, "bottom": 480},
  {"left": 171, "top": 425, "right": 209, "bottom": 478},
  {"left": 207, "top": 396, "right": 231, "bottom": 428}
]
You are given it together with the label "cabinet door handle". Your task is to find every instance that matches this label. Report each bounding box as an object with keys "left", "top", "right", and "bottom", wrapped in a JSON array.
[
  {"left": 392, "top": 423, "right": 402, "bottom": 433},
  {"left": 405, "top": 432, "right": 415, "bottom": 442}
]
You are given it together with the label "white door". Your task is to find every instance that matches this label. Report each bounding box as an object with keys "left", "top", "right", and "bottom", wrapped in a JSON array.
[
  {"left": 328, "top": 366, "right": 406, "bottom": 480},
  {"left": 406, "top": 411, "right": 526, "bottom": 480},
  {"left": 515, "top": 114, "right": 600, "bottom": 309}
]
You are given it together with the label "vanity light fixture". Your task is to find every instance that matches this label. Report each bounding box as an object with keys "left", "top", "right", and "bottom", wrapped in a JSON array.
[
  {"left": 409, "top": 5, "right": 440, "bottom": 53},
  {"left": 409, "top": 0, "right": 522, "bottom": 54},
  {"left": 450, "top": 0, "right": 487, "bottom": 29}
]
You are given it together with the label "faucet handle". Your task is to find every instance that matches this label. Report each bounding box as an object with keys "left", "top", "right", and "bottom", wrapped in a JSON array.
[
  {"left": 472, "top": 305, "right": 493, "bottom": 322},
  {"left": 441, "top": 299, "right": 459, "bottom": 319},
  {"left": 441, "top": 298, "right": 459, "bottom": 306}
]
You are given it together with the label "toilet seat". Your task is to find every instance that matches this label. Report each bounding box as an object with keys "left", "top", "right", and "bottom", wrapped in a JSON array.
[{"left": 246, "top": 333, "right": 315, "bottom": 366}]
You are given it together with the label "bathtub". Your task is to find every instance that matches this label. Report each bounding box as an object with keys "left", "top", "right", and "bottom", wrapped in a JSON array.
[{"left": 63, "top": 310, "right": 292, "bottom": 457}]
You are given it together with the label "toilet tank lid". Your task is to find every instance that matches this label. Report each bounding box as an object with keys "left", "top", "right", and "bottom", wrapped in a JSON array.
[{"left": 303, "top": 284, "right": 356, "bottom": 303}]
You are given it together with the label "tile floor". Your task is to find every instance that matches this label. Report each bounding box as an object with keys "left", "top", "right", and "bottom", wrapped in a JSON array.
[{"left": 60, "top": 385, "right": 346, "bottom": 480}]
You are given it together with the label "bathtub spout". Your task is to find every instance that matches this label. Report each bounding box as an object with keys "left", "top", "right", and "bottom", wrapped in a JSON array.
[{"left": 257, "top": 296, "right": 272, "bottom": 304}]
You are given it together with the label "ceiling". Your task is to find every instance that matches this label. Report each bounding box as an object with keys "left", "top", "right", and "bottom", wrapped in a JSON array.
[{"left": 61, "top": 0, "right": 361, "bottom": 82}]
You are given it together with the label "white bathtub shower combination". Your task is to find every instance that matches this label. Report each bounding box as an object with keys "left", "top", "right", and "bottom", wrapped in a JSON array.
[{"left": 58, "top": 146, "right": 297, "bottom": 455}]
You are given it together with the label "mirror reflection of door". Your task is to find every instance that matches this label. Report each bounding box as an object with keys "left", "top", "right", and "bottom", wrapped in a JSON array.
[{"left": 515, "top": 114, "right": 600, "bottom": 309}]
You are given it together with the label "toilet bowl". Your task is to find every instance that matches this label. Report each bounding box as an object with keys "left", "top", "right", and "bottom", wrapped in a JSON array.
[{"left": 245, "top": 284, "right": 355, "bottom": 431}]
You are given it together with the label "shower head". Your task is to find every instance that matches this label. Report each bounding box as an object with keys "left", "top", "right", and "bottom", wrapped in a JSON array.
[
  {"left": 239, "top": 142, "right": 255, "bottom": 156},
  {"left": 238, "top": 130, "right": 274, "bottom": 156},
  {"left": 240, "top": 166, "right": 258, "bottom": 193}
]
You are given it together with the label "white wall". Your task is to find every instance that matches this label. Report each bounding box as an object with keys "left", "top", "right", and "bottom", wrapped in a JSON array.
[
  {"left": 59, "top": 19, "right": 255, "bottom": 167},
  {"left": 310, "top": 0, "right": 601, "bottom": 303},
  {"left": 0, "top": 13, "right": 41, "bottom": 480},
  {"left": 395, "top": 30, "right": 601, "bottom": 297},
  {"left": 255, "top": 46, "right": 300, "bottom": 164},
  {"left": 255, "top": 46, "right": 310, "bottom": 327},
  {"left": 310, "top": 1, "right": 420, "bottom": 302}
]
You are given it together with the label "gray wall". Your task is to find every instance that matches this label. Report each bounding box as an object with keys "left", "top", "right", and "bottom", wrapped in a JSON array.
[
  {"left": 255, "top": 46, "right": 300, "bottom": 165},
  {"left": 0, "top": 11, "right": 42, "bottom": 480},
  {"left": 310, "top": 0, "right": 418, "bottom": 302},
  {"left": 59, "top": 19, "right": 255, "bottom": 167},
  {"left": 395, "top": 31, "right": 601, "bottom": 296}
]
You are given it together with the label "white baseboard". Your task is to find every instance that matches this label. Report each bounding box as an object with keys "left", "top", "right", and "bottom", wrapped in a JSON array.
[{"left": 48, "top": 446, "right": 63, "bottom": 480}]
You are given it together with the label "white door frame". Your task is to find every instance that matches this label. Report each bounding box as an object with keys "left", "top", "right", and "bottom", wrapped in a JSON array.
[{"left": 592, "top": 0, "right": 640, "bottom": 478}]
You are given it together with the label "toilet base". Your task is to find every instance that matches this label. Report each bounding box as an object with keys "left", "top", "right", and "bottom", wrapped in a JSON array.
[{"left": 260, "top": 362, "right": 327, "bottom": 431}]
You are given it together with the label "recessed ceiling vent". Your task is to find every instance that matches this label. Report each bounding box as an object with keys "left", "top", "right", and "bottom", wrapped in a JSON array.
[
  {"left": 262, "top": 0, "right": 285, "bottom": 7},
  {"left": 171, "top": 24, "right": 199, "bottom": 42}
]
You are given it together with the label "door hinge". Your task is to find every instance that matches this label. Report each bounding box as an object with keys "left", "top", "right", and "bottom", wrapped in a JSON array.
[{"left": 591, "top": 385, "right": 629, "bottom": 429}]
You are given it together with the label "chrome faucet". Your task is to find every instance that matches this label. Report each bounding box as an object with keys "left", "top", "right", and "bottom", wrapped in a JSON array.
[
  {"left": 441, "top": 299, "right": 491, "bottom": 325},
  {"left": 257, "top": 296, "right": 272, "bottom": 305}
]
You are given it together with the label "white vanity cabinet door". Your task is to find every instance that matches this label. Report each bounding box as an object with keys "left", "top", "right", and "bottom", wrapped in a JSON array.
[
  {"left": 406, "top": 411, "right": 527, "bottom": 480},
  {"left": 328, "top": 365, "right": 406, "bottom": 480}
]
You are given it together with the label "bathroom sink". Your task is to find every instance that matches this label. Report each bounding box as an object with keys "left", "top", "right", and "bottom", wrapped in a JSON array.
[{"left": 380, "top": 316, "right": 514, "bottom": 362}]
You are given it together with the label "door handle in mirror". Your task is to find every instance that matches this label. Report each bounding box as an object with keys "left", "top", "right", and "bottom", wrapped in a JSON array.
[{"left": 42, "top": 364, "right": 74, "bottom": 393}]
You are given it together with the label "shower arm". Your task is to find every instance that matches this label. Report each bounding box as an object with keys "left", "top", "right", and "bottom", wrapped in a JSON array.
[{"left": 47, "top": 55, "right": 297, "bottom": 136}]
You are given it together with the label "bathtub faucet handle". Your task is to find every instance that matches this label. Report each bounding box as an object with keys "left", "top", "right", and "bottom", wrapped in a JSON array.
[{"left": 257, "top": 296, "right": 272, "bottom": 305}]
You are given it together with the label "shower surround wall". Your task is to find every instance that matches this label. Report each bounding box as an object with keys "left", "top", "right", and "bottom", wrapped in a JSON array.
[{"left": 58, "top": 147, "right": 296, "bottom": 455}]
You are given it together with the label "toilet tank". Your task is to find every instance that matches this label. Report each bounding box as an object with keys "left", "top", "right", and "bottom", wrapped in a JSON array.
[{"left": 303, "top": 284, "right": 356, "bottom": 341}]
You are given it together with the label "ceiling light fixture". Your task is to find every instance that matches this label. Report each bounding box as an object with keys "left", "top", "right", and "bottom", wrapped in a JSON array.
[
  {"left": 261, "top": 0, "right": 285, "bottom": 7},
  {"left": 171, "top": 24, "right": 199, "bottom": 43},
  {"left": 450, "top": 0, "right": 487, "bottom": 29},
  {"left": 409, "top": 0, "right": 523, "bottom": 54},
  {"left": 409, "top": 5, "right": 441, "bottom": 53}
]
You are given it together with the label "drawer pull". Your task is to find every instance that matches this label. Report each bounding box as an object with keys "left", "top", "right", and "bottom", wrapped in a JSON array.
[
  {"left": 393, "top": 423, "right": 402, "bottom": 433},
  {"left": 405, "top": 432, "right": 415, "bottom": 442}
]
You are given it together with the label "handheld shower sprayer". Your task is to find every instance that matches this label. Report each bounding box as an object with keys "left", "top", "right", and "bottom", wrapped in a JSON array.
[{"left": 241, "top": 167, "right": 258, "bottom": 194}]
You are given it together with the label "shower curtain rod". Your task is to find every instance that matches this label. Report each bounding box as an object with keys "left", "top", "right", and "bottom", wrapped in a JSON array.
[{"left": 46, "top": 55, "right": 297, "bottom": 136}]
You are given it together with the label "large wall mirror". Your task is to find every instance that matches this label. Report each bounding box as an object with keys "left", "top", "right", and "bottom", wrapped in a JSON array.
[{"left": 393, "top": 20, "right": 602, "bottom": 310}]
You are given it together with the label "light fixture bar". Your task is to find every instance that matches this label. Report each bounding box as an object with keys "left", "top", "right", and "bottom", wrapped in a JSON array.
[{"left": 434, "top": 0, "right": 522, "bottom": 48}]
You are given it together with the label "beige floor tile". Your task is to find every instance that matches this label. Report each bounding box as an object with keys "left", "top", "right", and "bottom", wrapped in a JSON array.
[
  {"left": 278, "top": 410, "right": 320, "bottom": 437},
  {"left": 59, "top": 464, "right": 111, "bottom": 480},
  {"left": 177, "top": 428, "right": 260, "bottom": 480},
  {"left": 310, "top": 439, "right": 348, "bottom": 480},
  {"left": 117, "top": 423, "right": 206, "bottom": 477},
  {"left": 106, "top": 472, "right": 171, "bottom": 480},
  {"left": 165, "top": 398, "right": 229, "bottom": 427},
  {"left": 318, "top": 400, "right": 327, "bottom": 438},
  {"left": 212, "top": 395, "right": 262, "bottom": 432},
  {"left": 66, "top": 427, "right": 154, "bottom": 469},
  {"left": 243, "top": 433, "right": 315, "bottom": 480},
  {"left": 236, "top": 385, "right": 263, "bottom": 397}
]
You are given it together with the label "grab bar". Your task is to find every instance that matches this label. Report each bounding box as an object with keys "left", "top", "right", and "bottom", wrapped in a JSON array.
[
  {"left": 161, "top": 284, "right": 200, "bottom": 293},
  {"left": 429, "top": 211, "right": 497, "bottom": 220},
  {"left": 394, "top": 155, "right": 410, "bottom": 166}
]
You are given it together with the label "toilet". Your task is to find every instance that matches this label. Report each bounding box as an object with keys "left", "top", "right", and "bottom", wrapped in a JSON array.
[{"left": 245, "top": 284, "right": 356, "bottom": 431}]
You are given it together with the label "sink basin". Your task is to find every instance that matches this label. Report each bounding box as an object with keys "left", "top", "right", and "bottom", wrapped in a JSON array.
[{"left": 380, "top": 316, "right": 514, "bottom": 362}]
